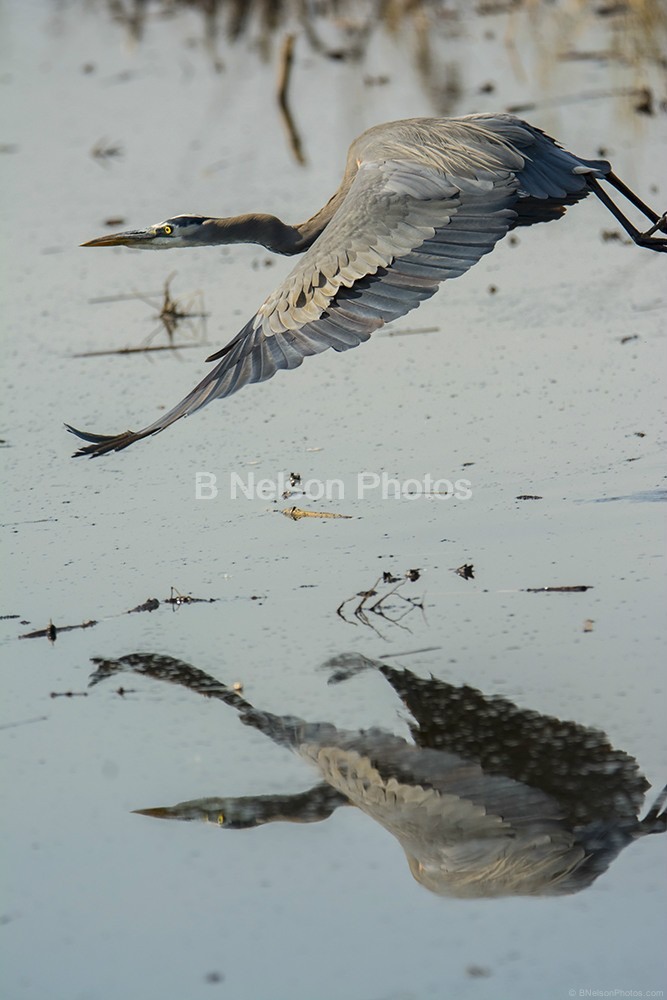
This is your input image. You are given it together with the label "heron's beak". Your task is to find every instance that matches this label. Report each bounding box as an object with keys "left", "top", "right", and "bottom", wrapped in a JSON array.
[
  {"left": 81, "top": 229, "right": 157, "bottom": 248},
  {"left": 132, "top": 806, "right": 175, "bottom": 819}
]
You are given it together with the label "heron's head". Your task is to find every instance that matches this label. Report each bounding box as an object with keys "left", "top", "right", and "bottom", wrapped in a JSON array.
[
  {"left": 82, "top": 215, "right": 215, "bottom": 249},
  {"left": 133, "top": 797, "right": 234, "bottom": 827}
]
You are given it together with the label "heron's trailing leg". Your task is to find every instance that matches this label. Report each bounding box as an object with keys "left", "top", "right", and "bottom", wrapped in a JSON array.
[
  {"left": 587, "top": 174, "right": 667, "bottom": 252},
  {"left": 606, "top": 171, "right": 662, "bottom": 225}
]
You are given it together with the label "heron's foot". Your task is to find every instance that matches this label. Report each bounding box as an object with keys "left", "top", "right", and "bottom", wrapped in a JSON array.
[
  {"left": 642, "top": 212, "right": 667, "bottom": 237},
  {"left": 589, "top": 175, "right": 667, "bottom": 252},
  {"left": 636, "top": 233, "right": 667, "bottom": 252},
  {"left": 636, "top": 212, "right": 667, "bottom": 250}
]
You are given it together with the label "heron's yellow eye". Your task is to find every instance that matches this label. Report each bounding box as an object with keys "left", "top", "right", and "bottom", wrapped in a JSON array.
[
  {"left": 217, "top": 813, "right": 224, "bottom": 826},
  {"left": 163, "top": 225, "right": 173, "bottom": 235}
]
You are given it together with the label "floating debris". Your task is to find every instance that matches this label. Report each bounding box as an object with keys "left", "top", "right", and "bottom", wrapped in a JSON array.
[
  {"left": 90, "top": 137, "right": 123, "bottom": 165},
  {"left": 454, "top": 563, "right": 475, "bottom": 580},
  {"left": 380, "top": 325, "right": 438, "bottom": 338},
  {"left": 466, "top": 965, "right": 492, "bottom": 978},
  {"left": 337, "top": 571, "right": 425, "bottom": 635},
  {"left": 0, "top": 715, "right": 49, "bottom": 731},
  {"left": 16, "top": 589, "right": 221, "bottom": 644},
  {"left": 19, "top": 618, "right": 98, "bottom": 641},
  {"left": 281, "top": 471, "right": 305, "bottom": 500},
  {"left": 363, "top": 74, "right": 389, "bottom": 86},
  {"left": 280, "top": 507, "right": 352, "bottom": 521},
  {"left": 634, "top": 86, "right": 654, "bottom": 115},
  {"left": 583, "top": 619, "right": 595, "bottom": 632},
  {"left": 164, "top": 586, "right": 218, "bottom": 607},
  {"left": 50, "top": 690, "right": 88, "bottom": 699},
  {"left": 516, "top": 494, "right": 543, "bottom": 500},
  {"left": 127, "top": 598, "right": 160, "bottom": 614},
  {"left": 525, "top": 585, "right": 593, "bottom": 593}
]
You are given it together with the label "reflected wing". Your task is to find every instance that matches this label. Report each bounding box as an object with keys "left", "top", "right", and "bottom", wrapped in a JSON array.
[
  {"left": 302, "top": 740, "right": 586, "bottom": 898},
  {"left": 69, "top": 159, "right": 518, "bottom": 456}
]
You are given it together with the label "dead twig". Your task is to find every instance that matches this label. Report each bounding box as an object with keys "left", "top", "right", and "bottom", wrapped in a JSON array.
[
  {"left": 525, "top": 585, "right": 593, "bottom": 593},
  {"left": 336, "top": 570, "right": 425, "bottom": 635},
  {"left": 73, "top": 343, "right": 203, "bottom": 358},
  {"left": 143, "top": 273, "right": 208, "bottom": 345},
  {"left": 79, "top": 274, "right": 208, "bottom": 357},
  {"left": 380, "top": 326, "right": 438, "bottom": 338},
  {"left": 0, "top": 715, "right": 49, "bottom": 730},
  {"left": 507, "top": 86, "right": 653, "bottom": 114}
]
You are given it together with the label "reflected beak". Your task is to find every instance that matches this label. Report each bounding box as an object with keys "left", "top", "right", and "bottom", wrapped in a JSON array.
[{"left": 81, "top": 229, "right": 156, "bottom": 248}]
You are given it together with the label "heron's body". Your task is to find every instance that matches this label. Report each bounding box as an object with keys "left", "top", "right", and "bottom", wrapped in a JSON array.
[{"left": 70, "top": 114, "right": 666, "bottom": 456}]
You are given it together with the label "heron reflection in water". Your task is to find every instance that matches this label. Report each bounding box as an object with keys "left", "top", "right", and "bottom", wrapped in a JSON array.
[
  {"left": 88, "top": 652, "right": 666, "bottom": 898},
  {"left": 70, "top": 114, "right": 666, "bottom": 457}
]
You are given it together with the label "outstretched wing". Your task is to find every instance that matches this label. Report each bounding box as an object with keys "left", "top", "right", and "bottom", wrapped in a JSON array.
[{"left": 69, "top": 158, "right": 520, "bottom": 456}]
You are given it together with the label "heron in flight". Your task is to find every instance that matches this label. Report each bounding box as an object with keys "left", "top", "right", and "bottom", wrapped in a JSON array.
[{"left": 69, "top": 114, "right": 666, "bottom": 457}]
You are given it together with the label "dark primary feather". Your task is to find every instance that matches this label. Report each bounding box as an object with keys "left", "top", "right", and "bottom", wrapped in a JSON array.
[{"left": 69, "top": 113, "right": 610, "bottom": 457}]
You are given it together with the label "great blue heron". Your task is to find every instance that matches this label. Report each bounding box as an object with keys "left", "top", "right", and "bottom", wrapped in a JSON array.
[
  {"left": 69, "top": 114, "right": 666, "bottom": 457},
  {"left": 88, "top": 651, "right": 666, "bottom": 898}
]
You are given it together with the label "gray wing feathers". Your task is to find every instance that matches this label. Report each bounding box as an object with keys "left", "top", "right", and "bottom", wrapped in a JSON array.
[
  {"left": 475, "top": 114, "right": 610, "bottom": 197},
  {"left": 122, "top": 161, "right": 517, "bottom": 439},
  {"left": 71, "top": 115, "right": 607, "bottom": 454}
]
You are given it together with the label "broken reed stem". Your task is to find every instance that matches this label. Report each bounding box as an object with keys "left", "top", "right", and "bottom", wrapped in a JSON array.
[{"left": 276, "top": 33, "right": 306, "bottom": 166}]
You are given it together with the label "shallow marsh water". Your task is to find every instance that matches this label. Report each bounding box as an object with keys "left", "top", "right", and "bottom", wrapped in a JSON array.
[{"left": 2, "top": 3, "right": 666, "bottom": 998}]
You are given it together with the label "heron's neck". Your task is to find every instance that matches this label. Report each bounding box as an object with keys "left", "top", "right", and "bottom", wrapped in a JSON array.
[
  {"left": 293, "top": 159, "right": 358, "bottom": 252},
  {"left": 206, "top": 158, "right": 358, "bottom": 255},
  {"left": 204, "top": 214, "right": 305, "bottom": 254}
]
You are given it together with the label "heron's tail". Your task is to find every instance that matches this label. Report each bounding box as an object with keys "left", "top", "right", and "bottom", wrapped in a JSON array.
[{"left": 66, "top": 424, "right": 159, "bottom": 457}]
